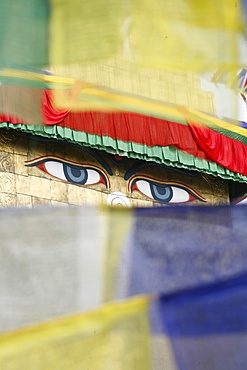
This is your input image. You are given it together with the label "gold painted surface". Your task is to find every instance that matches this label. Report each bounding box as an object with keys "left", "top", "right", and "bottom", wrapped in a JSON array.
[
  {"left": 50, "top": 181, "right": 68, "bottom": 203},
  {"left": 16, "top": 174, "right": 31, "bottom": 196},
  {"left": 0, "top": 192, "right": 17, "bottom": 208},
  {"left": 29, "top": 177, "right": 51, "bottom": 199},
  {"left": 0, "top": 172, "right": 16, "bottom": 194},
  {"left": 16, "top": 194, "right": 32, "bottom": 208}
]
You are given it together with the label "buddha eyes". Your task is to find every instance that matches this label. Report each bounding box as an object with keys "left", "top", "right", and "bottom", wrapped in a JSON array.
[
  {"left": 25, "top": 157, "right": 109, "bottom": 188},
  {"left": 130, "top": 178, "right": 206, "bottom": 204},
  {"left": 25, "top": 156, "right": 205, "bottom": 205}
]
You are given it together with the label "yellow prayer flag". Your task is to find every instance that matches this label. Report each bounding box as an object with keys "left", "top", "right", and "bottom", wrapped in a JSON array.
[
  {"left": 49, "top": 0, "right": 244, "bottom": 72},
  {"left": 0, "top": 297, "right": 151, "bottom": 370},
  {"left": 131, "top": 0, "right": 243, "bottom": 71},
  {"left": 100, "top": 206, "right": 133, "bottom": 302},
  {"left": 49, "top": 0, "right": 124, "bottom": 65}
]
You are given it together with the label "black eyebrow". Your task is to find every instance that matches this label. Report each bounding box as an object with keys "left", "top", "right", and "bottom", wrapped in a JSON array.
[
  {"left": 28, "top": 134, "right": 113, "bottom": 176},
  {"left": 82, "top": 148, "right": 113, "bottom": 176},
  {"left": 124, "top": 162, "right": 200, "bottom": 180}
]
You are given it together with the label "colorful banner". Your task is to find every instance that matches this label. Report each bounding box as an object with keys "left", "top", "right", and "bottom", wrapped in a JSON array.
[
  {"left": 0, "top": 206, "right": 133, "bottom": 333},
  {"left": 1, "top": 205, "right": 247, "bottom": 369},
  {"left": 130, "top": 0, "right": 244, "bottom": 71},
  {"left": 109, "top": 205, "right": 247, "bottom": 368},
  {"left": 0, "top": 206, "right": 103, "bottom": 332},
  {"left": 111, "top": 205, "right": 247, "bottom": 336},
  {"left": 0, "top": 0, "right": 246, "bottom": 131},
  {"left": 159, "top": 273, "right": 247, "bottom": 370},
  {"left": 1, "top": 0, "right": 244, "bottom": 71},
  {"left": 0, "top": 296, "right": 151, "bottom": 370},
  {"left": 0, "top": 0, "right": 49, "bottom": 68}
]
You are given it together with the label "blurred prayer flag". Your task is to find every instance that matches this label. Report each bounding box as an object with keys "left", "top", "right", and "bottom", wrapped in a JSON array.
[
  {"left": 1, "top": 0, "right": 244, "bottom": 71},
  {"left": 0, "top": 0, "right": 49, "bottom": 69},
  {"left": 2, "top": 205, "right": 247, "bottom": 369},
  {"left": 0, "top": 296, "right": 151, "bottom": 370},
  {"left": 159, "top": 273, "right": 247, "bottom": 370},
  {"left": 0, "top": 0, "right": 246, "bottom": 121}
]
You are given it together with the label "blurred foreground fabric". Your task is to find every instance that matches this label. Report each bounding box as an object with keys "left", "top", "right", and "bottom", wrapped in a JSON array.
[
  {"left": 159, "top": 273, "right": 247, "bottom": 370},
  {"left": 0, "top": 0, "right": 244, "bottom": 71},
  {"left": 1, "top": 205, "right": 247, "bottom": 369},
  {"left": 0, "top": 0, "right": 246, "bottom": 121},
  {"left": 0, "top": 296, "right": 150, "bottom": 370}
]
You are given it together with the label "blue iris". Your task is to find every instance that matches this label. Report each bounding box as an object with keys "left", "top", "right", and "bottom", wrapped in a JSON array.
[
  {"left": 63, "top": 164, "right": 88, "bottom": 184},
  {"left": 150, "top": 184, "right": 173, "bottom": 202}
]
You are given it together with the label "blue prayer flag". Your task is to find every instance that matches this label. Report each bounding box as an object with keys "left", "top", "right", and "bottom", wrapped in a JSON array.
[
  {"left": 159, "top": 273, "right": 247, "bottom": 369},
  {"left": 114, "top": 205, "right": 247, "bottom": 336}
]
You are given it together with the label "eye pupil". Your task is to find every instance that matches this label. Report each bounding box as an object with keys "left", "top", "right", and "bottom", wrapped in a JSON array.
[
  {"left": 64, "top": 164, "right": 88, "bottom": 184},
  {"left": 71, "top": 167, "right": 82, "bottom": 178},
  {"left": 151, "top": 184, "right": 173, "bottom": 202}
]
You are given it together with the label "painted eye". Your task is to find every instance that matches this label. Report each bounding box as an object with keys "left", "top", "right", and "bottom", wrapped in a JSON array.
[
  {"left": 131, "top": 179, "right": 206, "bottom": 204},
  {"left": 232, "top": 196, "right": 247, "bottom": 205},
  {"left": 25, "top": 156, "right": 109, "bottom": 188}
]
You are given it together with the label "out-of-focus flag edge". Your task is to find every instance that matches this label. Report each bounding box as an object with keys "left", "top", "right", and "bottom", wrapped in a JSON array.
[
  {"left": 158, "top": 272, "right": 247, "bottom": 370},
  {"left": 0, "top": 296, "right": 151, "bottom": 370}
]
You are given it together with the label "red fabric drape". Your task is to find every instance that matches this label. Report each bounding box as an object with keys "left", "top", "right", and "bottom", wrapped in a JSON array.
[
  {"left": 188, "top": 122, "right": 247, "bottom": 176},
  {"left": 42, "top": 90, "right": 70, "bottom": 125},
  {"left": 42, "top": 90, "right": 210, "bottom": 160},
  {"left": 0, "top": 114, "right": 27, "bottom": 124},
  {"left": 60, "top": 110, "right": 209, "bottom": 160},
  {"left": 1, "top": 89, "right": 247, "bottom": 177}
]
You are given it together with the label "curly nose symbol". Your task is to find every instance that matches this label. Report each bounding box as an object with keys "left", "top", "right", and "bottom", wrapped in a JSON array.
[{"left": 107, "top": 192, "right": 131, "bottom": 207}]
